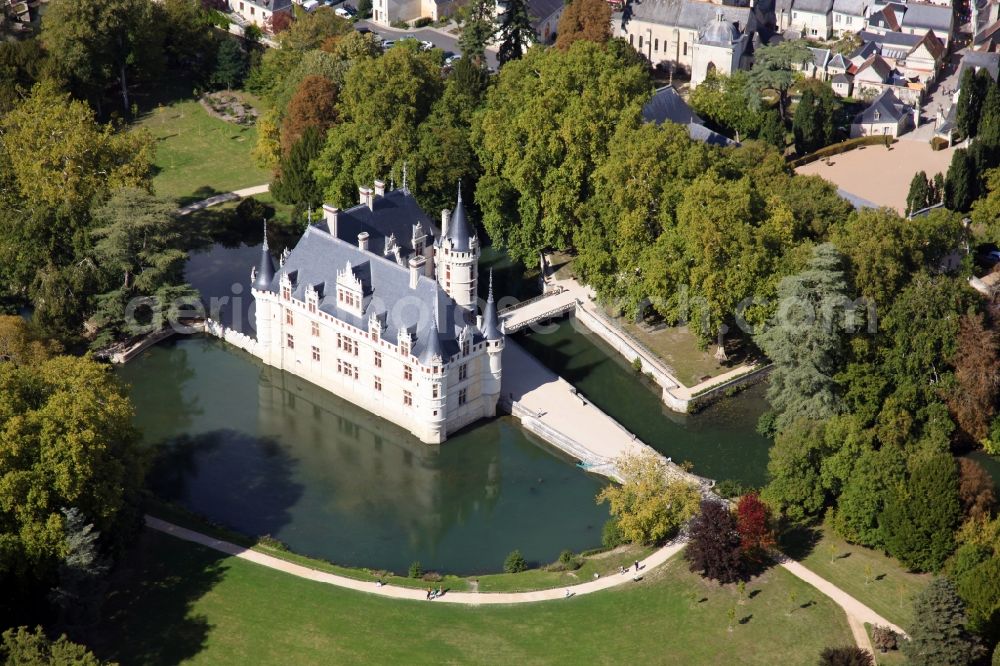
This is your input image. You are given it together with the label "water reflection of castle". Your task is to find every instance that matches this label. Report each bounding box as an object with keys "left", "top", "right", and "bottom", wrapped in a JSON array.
[{"left": 256, "top": 361, "right": 502, "bottom": 552}]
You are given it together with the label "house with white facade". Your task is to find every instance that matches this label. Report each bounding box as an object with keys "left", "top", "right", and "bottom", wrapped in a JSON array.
[
  {"left": 850, "top": 88, "right": 913, "bottom": 136},
  {"left": 230, "top": 0, "right": 291, "bottom": 29},
  {"left": 371, "top": 0, "right": 454, "bottom": 27},
  {"left": 791, "top": 0, "right": 834, "bottom": 38},
  {"left": 865, "top": 1, "right": 954, "bottom": 47},
  {"left": 250, "top": 183, "right": 504, "bottom": 444},
  {"left": 832, "top": 0, "right": 868, "bottom": 36}
]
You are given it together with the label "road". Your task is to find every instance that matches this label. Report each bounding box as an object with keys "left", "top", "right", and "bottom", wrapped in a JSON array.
[{"left": 353, "top": 19, "right": 500, "bottom": 69}]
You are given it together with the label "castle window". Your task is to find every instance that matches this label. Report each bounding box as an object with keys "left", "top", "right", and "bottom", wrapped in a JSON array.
[
  {"left": 286, "top": 310, "right": 294, "bottom": 325},
  {"left": 404, "top": 365, "right": 412, "bottom": 381},
  {"left": 432, "top": 384, "right": 439, "bottom": 398},
  {"left": 459, "top": 363, "right": 468, "bottom": 381},
  {"left": 286, "top": 333, "right": 294, "bottom": 349},
  {"left": 654, "top": 38, "right": 659, "bottom": 51},
  {"left": 336, "top": 333, "right": 343, "bottom": 349},
  {"left": 312, "top": 322, "right": 320, "bottom": 337},
  {"left": 375, "top": 376, "right": 382, "bottom": 391},
  {"left": 400, "top": 338, "right": 410, "bottom": 356},
  {"left": 308, "top": 301, "right": 316, "bottom": 313},
  {"left": 462, "top": 339, "right": 470, "bottom": 356},
  {"left": 638, "top": 35, "right": 643, "bottom": 48},
  {"left": 403, "top": 390, "right": 413, "bottom": 406},
  {"left": 375, "top": 351, "right": 382, "bottom": 367},
  {"left": 312, "top": 346, "right": 320, "bottom": 361},
  {"left": 629, "top": 34, "right": 633, "bottom": 46},
  {"left": 282, "top": 287, "right": 290, "bottom": 300},
  {"left": 458, "top": 388, "right": 467, "bottom": 406},
  {"left": 446, "top": 267, "right": 451, "bottom": 280}
]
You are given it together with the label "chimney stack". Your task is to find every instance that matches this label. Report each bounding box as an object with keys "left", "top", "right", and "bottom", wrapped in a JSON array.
[
  {"left": 358, "top": 231, "right": 369, "bottom": 251},
  {"left": 374, "top": 179, "right": 385, "bottom": 197},
  {"left": 409, "top": 256, "right": 425, "bottom": 289},
  {"left": 322, "top": 204, "right": 339, "bottom": 237},
  {"left": 441, "top": 208, "right": 450, "bottom": 238},
  {"left": 359, "top": 186, "right": 375, "bottom": 210}
]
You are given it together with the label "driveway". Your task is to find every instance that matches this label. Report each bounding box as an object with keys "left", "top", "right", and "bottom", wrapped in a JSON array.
[{"left": 354, "top": 19, "right": 500, "bottom": 69}]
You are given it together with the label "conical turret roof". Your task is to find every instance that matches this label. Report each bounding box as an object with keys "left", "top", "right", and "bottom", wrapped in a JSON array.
[
  {"left": 254, "top": 220, "right": 276, "bottom": 291},
  {"left": 418, "top": 310, "right": 445, "bottom": 366},
  {"left": 445, "top": 183, "right": 475, "bottom": 252},
  {"left": 481, "top": 269, "right": 502, "bottom": 341}
]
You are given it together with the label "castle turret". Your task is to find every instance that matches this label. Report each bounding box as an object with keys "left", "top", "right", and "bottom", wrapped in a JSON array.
[
  {"left": 418, "top": 307, "right": 447, "bottom": 443},
  {"left": 252, "top": 221, "right": 276, "bottom": 362},
  {"left": 480, "top": 270, "right": 503, "bottom": 416},
  {"left": 435, "top": 184, "right": 479, "bottom": 311}
]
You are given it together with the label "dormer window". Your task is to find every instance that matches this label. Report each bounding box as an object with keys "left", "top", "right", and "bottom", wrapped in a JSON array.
[
  {"left": 874, "top": 110, "right": 881, "bottom": 121},
  {"left": 369, "top": 313, "right": 382, "bottom": 342},
  {"left": 306, "top": 284, "right": 319, "bottom": 313},
  {"left": 336, "top": 261, "right": 364, "bottom": 317},
  {"left": 399, "top": 331, "right": 411, "bottom": 357}
]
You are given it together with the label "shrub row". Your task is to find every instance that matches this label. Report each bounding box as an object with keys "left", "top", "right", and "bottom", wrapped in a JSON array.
[{"left": 789, "top": 135, "right": 896, "bottom": 168}]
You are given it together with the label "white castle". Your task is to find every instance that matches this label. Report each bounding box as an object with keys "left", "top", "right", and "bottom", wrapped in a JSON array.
[{"left": 250, "top": 181, "right": 504, "bottom": 444}]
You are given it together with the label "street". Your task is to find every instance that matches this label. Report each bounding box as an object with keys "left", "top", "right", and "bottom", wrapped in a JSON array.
[{"left": 353, "top": 18, "right": 500, "bottom": 69}]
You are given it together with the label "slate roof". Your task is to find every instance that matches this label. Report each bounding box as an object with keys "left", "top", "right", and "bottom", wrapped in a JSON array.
[
  {"left": 254, "top": 223, "right": 276, "bottom": 291},
  {"left": 442, "top": 187, "right": 475, "bottom": 252},
  {"left": 527, "top": 0, "right": 563, "bottom": 21},
  {"left": 621, "top": 0, "right": 753, "bottom": 32},
  {"left": 245, "top": 0, "right": 291, "bottom": 10},
  {"left": 319, "top": 189, "right": 437, "bottom": 261},
  {"left": 868, "top": 3, "right": 903, "bottom": 30},
  {"left": 809, "top": 47, "right": 831, "bottom": 69},
  {"left": 832, "top": 0, "right": 866, "bottom": 15},
  {"left": 828, "top": 53, "right": 850, "bottom": 69},
  {"left": 641, "top": 86, "right": 737, "bottom": 147},
  {"left": 957, "top": 51, "right": 1000, "bottom": 82},
  {"left": 855, "top": 53, "right": 893, "bottom": 81},
  {"left": 900, "top": 1, "right": 951, "bottom": 32},
  {"left": 481, "top": 272, "right": 502, "bottom": 341},
  {"left": 792, "top": 0, "right": 834, "bottom": 15},
  {"left": 853, "top": 88, "right": 909, "bottom": 124}
]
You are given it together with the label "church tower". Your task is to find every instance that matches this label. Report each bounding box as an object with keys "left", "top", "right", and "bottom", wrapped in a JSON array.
[{"left": 435, "top": 185, "right": 479, "bottom": 311}]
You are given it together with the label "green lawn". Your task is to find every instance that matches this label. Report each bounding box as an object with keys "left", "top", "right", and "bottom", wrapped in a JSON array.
[
  {"left": 95, "top": 529, "right": 854, "bottom": 665},
  {"left": 784, "top": 522, "right": 930, "bottom": 630},
  {"left": 135, "top": 96, "right": 271, "bottom": 204}
]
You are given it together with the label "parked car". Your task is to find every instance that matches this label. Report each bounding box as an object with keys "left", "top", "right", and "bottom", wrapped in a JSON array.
[
  {"left": 382, "top": 39, "right": 395, "bottom": 49},
  {"left": 335, "top": 6, "right": 355, "bottom": 17},
  {"left": 302, "top": 0, "right": 320, "bottom": 10},
  {"left": 419, "top": 39, "right": 434, "bottom": 50},
  {"left": 445, "top": 53, "right": 461, "bottom": 65}
]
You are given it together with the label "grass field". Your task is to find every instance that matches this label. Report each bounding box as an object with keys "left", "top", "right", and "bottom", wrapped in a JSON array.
[
  {"left": 135, "top": 97, "right": 271, "bottom": 205},
  {"left": 94, "top": 529, "right": 855, "bottom": 666},
  {"left": 783, "top": 522, "right": 930, "bottom": 630}
]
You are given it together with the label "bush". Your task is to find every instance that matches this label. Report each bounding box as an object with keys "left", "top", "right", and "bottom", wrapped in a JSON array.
[
  {"left": 631, "top": 357, "right": 642, "bottom": 373},
  {"left": 504, "top": 549, "right": 527, "bottom": 573},
  {"left": 715, "top": 479, "right": 749, "bottom": 499},
  {"left": 413, "top": 16, "right": 432, "bottom": 27},
  {"left": 421, "top": 571, "right": 443, "bottom": 582},
  {"left": 931, "top": 136, "right": 950, "bottom": 151},
  {"left": 408, "top": 561, "right": 423, "bottom": 578},
  {"left": 789, "top": 136, "right": 896, "bottom": 168},
  {"left": 602, "top": 517, "right": 626, "bottom": 549},
  {"left": 391, "top": 19, "right": 409, "bottom": 28},
  {"left": 257, "top": 534, "right": 288, "bottom": 551},
  {"left": 818, "top": 646, "right": 874, "bottom": 666},
  {"left": 235, "top": 196, "right": 275, "bottom": 227},
  {"left": 871, "top": 625, "right": 898, "bottom": 653}
]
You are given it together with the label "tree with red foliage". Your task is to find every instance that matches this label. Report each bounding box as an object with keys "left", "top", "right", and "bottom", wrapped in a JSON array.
[
  {"left": 686, "top": 499, "right": 744, "bottom": 583},
  {"left": 948, "top": 313, "right": 1000, "bottom": 443},
  {"left": 736, "top": 492, "right": 775, "bottom": 560},
  {"left": 268, "top": 11, "right": 293, "bottom": 34},
  {"left": 957, "top": 457, "right": 996, "bottom": 520},
  {"left": 281, "top": 74, "right": 338, "bottom": 154}
]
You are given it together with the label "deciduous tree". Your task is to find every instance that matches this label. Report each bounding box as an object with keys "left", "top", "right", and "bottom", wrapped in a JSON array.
[
  {"left": 281, "top": 74, "right": 338, "bottom": 154},
  {"left": 948, "top": 314, "right": 1000, "bottom": 444},
  {"left": 689, "top": 71, "right": 763, "bottom": 141},
  {"left": 736, "top": 492, "right": 775, "bottom": 559},
  {"left": 686, "top": 499, "right": 744, "bottom": 583},
  {"left": 554, "top": 0, "right": 611, "bottom": 50},
  {"left": 746, "top": 41, "right": 811, "bottom": 120},
  {"left": 0, "top": 626, "right": 106, "bottom": 666},
  {"left": 761, "top": 418, "right": 834, "bottom": 521},
  {"left": 596, "top": 450, "right": 700, "bottom": 544},
  {"left": 958, "top": 457, "right": 996, "bottom": 521}
]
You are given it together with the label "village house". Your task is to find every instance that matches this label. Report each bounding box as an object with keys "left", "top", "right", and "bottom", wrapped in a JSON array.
[
  {"left": 832, "top": 0, "right": 869, "bottom": 37},
  {"left": 790, "top": 0, "right": 834, "bottom": 38},
  {"left": 865, "top": 1, "right": 954, "bottom": 47},
  {"left": 371, "top": 0, "right": 454, "bottom": 28},
  {"left": 850, "top": 88, "right": 913, "bottom": 136},
  {"left": 250, "top": 183, "right": 504, "bottom": 444},
  {"left": 229, "top": 0, "right": 291, "bottom": 29},
  {"left": 642, "top": 85, "right": 738, "bottom": 144}
]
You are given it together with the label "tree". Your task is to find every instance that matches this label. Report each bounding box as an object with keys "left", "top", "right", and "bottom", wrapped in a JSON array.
[
  {"left": 686, "top": 499, "right": 745, "bottom": 583},
  {"left": 596, "top": 450, "right": 700, "bottom": 544},
  {"left": 496, "top": 0, "right": 535, "bottom": 66},
  {"left": 758, "top": 109, "right": 786, "bottom": 150},
  {"left": 905, "top": 578, "right": 981, "bottom": 665},
  {"left": 281, "top": 74, "right": 338, "bottom": 154},
  {"left": 956, "top": 68, "right": 989, "bottom": 139},
  {"left": 958, "top": 458, "right": 996, "bottom": 521},
  {"left": 503, "top": 549, "right": 527, "bottom": 573},
  {"left": 272, "top": 126, "right": 325, "bottom": 219},
  {"left": 0, "top": 316, "right": 59, "bottom": 367},
  {"left": 42, "top": 0, "right": 164, "bottom": 115},
  {"left": 881, "top": 453, "right": 960, "bottom": 572},
  {"left": 756, "top": 244, "right": 851, "bottom": 432},
  {"left": 746, "top": 41, "right": 812, "bottom": 120},
  {"left": 158, "top": 0, "right": 220, "bottom": 85},
  {"left": 212, "top": 38, "right": 249, "bottom": 89},
  {"left": 793, "top": 88, "right": 819, "bottom": 155},
  {"left": 90, "top": 187, "right": 195, "bottom": 343},
  {"left": 832, "top": 444, "right": 905, "bottom": 549},
  {"left": 736, "top": 492, "right": 775, "bottom": 560},
  {"left": 945, "top": 148, "right": 977, "bottom": 212},
  {"left": 277, "top": 6, "right": 351, "bottom": 51},
  {"left": 458, "top": 0, "right": 496, "bottom": 65},
  {"left": 906, "top": 171, "right": 932, "bottom": 216},
  {"left": 269, "top": 10, "right": 293, "bottom": 33},
  {"left": 253, "top": 108, "right": 283, "bottom": 169},
  {"left": 973, "top": 169, "right": 1000, "bottom": 244},
  {"left": 948, "top": 314, "right": 1000, "bottom": 444},
  {"left": 0, "top": 626, "right": 105, "bottom": 666},
  {"left": 978, "top": 83, "right": 1000, "bottom": 148},
  {"left": 761, "top": 418, "right": 834, "bottom": 521},
  {"left": 356, "top": 0, "right": 372, "bottom": 18},
  {"left": 49, "top": 508, "right": 110, "bottom": 637},
  {"left": 818, "top": 646, "right": 874, "bottom": 666},
  {"left": 554, "top": 0, "right": 611, "bottom": 50},
  {"left": 313, "top": 43, "right": 443, "bottom": 207},
  {"left": 689, "top": 71, "right": 764, "bottom": 141}
]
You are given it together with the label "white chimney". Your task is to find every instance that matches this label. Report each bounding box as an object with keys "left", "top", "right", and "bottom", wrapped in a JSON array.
[
  {"left": 359, "top": 186, "right": 374, "bottom": 210},
  {"left": 374, "top": 179, "right": 385, "bottom": 197},
  {"left": 441, "top": 208, "right": 450, "bottom": 237},
  {"left": 409, "top": 256, "right": 425, "bottom": 289},
  {"left": 358, "top": 231, "right": 369, "bottom": 251},
  {"left": 322, "top": 204, "right": 339, "bottom": 237}
]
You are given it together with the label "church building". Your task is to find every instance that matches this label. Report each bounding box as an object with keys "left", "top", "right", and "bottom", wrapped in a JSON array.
[{"left": 250, "top": 181, "right": 504, "bottom": 444}]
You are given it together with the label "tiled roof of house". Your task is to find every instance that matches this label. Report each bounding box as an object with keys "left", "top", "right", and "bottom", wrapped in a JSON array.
[
  {"left": 900, "top": 1, "right": 952, "bottom": 32},
  {"left": 641, "top": 86, "right": 737, "bottom": 147},
  {"left": 855, "top": 53, "right": 893, "bottom": 81},
  {"left": 853, "top": 88, "right": 909, "bottom": 124},
  {"left": 832, "top": 0, "right": 866, "bottom": 15},
  {"left": 792, "top": 0, "right": 834, "bottom": 14}
]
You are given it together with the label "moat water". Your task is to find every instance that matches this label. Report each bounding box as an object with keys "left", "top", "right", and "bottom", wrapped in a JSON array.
[{"left": 118, "top": 243, "right": 770, "bottom": 574}]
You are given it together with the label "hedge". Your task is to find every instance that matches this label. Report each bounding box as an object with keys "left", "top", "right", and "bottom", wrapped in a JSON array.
[{"left": 790, "top": 135, "right": 897, "bottom": 168}]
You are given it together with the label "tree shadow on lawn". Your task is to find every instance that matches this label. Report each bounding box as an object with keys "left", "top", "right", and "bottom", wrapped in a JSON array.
[
  {"left": 93, "top": 529, "right": 227, "bottom": 666},
  {"left": 176, "top": 186, "right": 227, "bottom": 208},
  {"left": 778, "top": 523, "right": 821, "bottom": 561}
]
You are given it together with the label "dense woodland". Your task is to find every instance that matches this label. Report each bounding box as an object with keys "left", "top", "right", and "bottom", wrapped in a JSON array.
[{"left": 2, "top": 0, "right": 1000, "bottom": 662}]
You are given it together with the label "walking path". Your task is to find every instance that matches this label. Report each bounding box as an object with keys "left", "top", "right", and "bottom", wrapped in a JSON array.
[
  {"left": 147, "top": 514, "right": 905, "bottom": 651},
  {"left": 145, "top": 515, "right": 684, "bottom": 604},
  {"left": 176, "top": 184, "right": 270, "bottom": 216}
]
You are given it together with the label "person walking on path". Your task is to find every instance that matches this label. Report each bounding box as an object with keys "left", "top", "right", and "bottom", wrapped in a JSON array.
[{"left": 634, "top": 560, "right": 639, "bottom": 572}]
